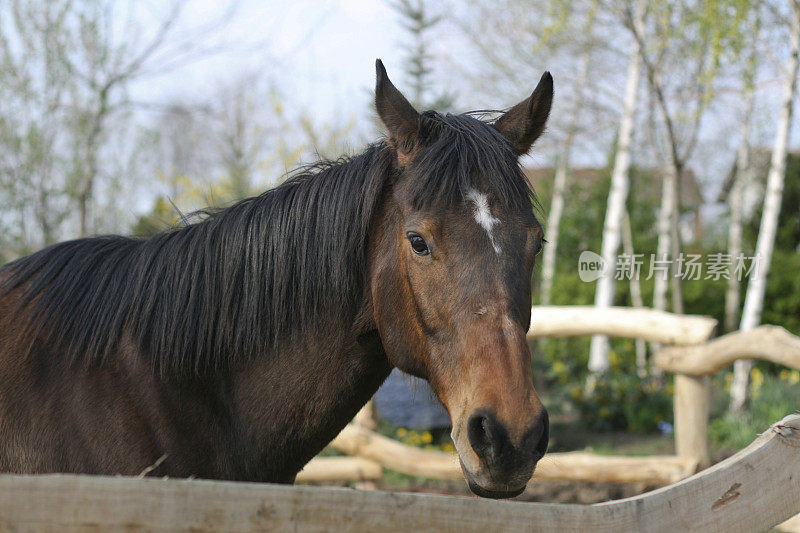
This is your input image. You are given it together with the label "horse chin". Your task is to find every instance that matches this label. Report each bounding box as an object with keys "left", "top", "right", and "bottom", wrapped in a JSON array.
[
  {"left": 466, "top": 479, "right": 526, "bottom": 499},
  {"left": 460, "top": 458, "right": 527, "bottom": 499}
]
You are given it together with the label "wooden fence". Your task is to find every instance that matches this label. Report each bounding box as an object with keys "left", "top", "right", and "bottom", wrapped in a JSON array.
[
  {"left": 1, "top": 414, "right": 798, "bottom": 532},
  {"left": 300, "top": 307, "right": 800, "bottom": 490},
  {"left": 302, "top": 306, "right": 719, "bottom": 485}
]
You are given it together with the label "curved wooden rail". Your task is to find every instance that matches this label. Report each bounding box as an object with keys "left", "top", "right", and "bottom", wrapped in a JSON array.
[
  {"left": 0, "top": 415, "right": 797, "bottom": 532},
  {"left": 330, "top": 423, "right": 695, "bottom": 485},
  {"left": 528, "top": 306, "right": 717, "bottom": 345},
  {"left": 655, "top": 325, "right": 800, "bottom": 375}
]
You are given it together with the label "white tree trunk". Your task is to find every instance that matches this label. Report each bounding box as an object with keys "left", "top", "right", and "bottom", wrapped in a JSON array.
[
  {"left": 540, "top": 158, "right": 568, "bottom": 306},
  {"left": 587, "top": 1, "right": 643, "bottom": 379},
  {"left": 652, "top": 164, "right": 676, "bottom": 316},
  {"left": 540, "top": 157, "right": 569, "bottom": 305},
  {"left": 649, "top": 160, "right": 676, "bottom": 373},
  {"left": 669, "top": 162, "right": 683, "bottom": 315},
  {"left": 730, "top": 1, "right": 800, "bottom": 413},
  {"left": 622, "top": 211, "right": 648, "bottom": 377},
  {"left": 724, "top": 80, "right": 755, "bottom": 334},
  {"left": 540, "top": 49, "right": 590, "bottom": 306}
]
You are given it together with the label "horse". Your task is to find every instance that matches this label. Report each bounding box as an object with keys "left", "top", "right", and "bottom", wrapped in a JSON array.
[{"left": 0, "top": 60, "right": 553, "bottom": 499}]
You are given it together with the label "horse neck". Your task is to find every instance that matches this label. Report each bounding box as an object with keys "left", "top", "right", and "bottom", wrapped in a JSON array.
[
  {"left": 228, "top": 325, "right": 390, "bottom": 481},
  {"left": 225, "top": 203, "right": 394, "bottom": 481}
]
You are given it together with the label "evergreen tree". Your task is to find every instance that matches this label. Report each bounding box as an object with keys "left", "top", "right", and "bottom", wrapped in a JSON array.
[{"left": 390, "top": 0, "right": 455, "bottom": 110}]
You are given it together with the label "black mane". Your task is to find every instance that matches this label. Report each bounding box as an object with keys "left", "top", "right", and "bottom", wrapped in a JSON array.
[{"left": 0, "top": 113, "right": 535, "bottom": 377}]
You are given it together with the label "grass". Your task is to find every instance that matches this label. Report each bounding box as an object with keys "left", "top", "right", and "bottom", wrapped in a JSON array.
[{"left": 708, "top": 370, "right": 800, "bottom": 455}]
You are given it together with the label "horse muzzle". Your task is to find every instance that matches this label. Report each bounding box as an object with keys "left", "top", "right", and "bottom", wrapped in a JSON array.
[{"left": 454, "top": 408, "right": 549, "bottom": 498}]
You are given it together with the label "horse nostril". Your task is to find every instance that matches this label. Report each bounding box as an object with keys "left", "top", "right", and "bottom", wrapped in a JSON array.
[
  {"left": 467, "top": 412, "right": 490, "bottom": 456},
  {"left": 467, "top": 409, "right": 549, "bottom": 471},
  {"left": 523, "top": 409, "right": 549, "bottom": 461},
  {"left": 467, "top": 410, "right": 508, "bottom": 463}
]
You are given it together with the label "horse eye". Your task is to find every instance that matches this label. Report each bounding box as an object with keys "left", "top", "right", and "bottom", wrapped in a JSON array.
[{"left": 407, "top": 234, "right": 430, "bottom": 256}]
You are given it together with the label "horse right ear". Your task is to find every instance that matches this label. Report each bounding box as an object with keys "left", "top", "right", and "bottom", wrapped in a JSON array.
[
  {"left": 494, "top": 71, "right": 553, "bottom": 156},
  {"left": 375, "top": 59, "right": 420, "bottom": 166}
]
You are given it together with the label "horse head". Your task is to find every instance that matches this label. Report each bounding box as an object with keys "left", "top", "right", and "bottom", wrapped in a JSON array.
[{"left": 370, "top": 60, "right": 552, "bottom": 498}]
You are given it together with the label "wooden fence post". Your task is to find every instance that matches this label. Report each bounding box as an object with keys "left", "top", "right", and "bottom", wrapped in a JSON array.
[{"left": 673, "top": 373, "right": 710, "bottom": 470}]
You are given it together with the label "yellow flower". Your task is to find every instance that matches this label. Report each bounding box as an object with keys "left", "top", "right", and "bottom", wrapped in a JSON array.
[
  {"left": 396, "top": 428, "right": 407, "bottom": 437},
  {"left": 421, "top": 431, "right": 433, "bottom": 444},
  {"left": 553, "top": 361, "right": 566, "bottom": 374},
  {"left": 750, "top": 367, "right": 764, "bottom": 398},
  {"left": 750, "top": 367, "right": 764, "bottom": 388},
  {"left": 599, "top": 407, "right": 610, "bottom": 419},
  {"left": 441, "top": 443, "right": 456, "bottom": 454},
  {"left": 790, "top": 370, "right": 800, "bottom": 385}
]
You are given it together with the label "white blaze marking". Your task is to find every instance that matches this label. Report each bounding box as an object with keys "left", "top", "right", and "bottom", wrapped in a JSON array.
[{"left": 466, "top": 188, "right": 501, "bottom": 254}]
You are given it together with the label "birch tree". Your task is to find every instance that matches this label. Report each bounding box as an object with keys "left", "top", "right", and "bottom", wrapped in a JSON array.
[
  {"left": 540, "top": 2, "right": 597, "bottom": 306},
  {"left": 624, "top": 1, "right": 727, "bottom": 318},
  {"left": 587, "top": 0, "right": 645, "bottom": 381},
  {"left": 622, "top": 211, "right": 648, "bottom": 377},
  {"left": 725, "top": 26, "right": 759, "bottom": 334},
  {"left": 730, "top": 0, "right": 800, "bottom": 412}
]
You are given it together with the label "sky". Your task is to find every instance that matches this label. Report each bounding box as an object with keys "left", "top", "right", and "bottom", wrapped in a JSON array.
[
  {"left": 125, "top": 0, "right": 593, "bottom": 183},
  {"left": 129, "top": 0, "right": 409, "bottom": 134},
  {"left": 124, "top": 0, "right": 800, "bottom": 214}
]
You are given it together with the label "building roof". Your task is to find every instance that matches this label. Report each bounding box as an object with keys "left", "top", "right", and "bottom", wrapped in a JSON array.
[{"left": 717, "top": 148, "right": 799, "bottom": 203}]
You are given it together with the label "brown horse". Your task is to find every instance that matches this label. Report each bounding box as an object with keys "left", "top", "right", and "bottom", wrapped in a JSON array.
[{"left": 0, "top": 60, "right": 552, "bottom": 498}]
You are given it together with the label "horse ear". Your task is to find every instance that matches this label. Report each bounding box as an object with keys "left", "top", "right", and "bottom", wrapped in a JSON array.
[
  {"left": 494, "top": 72, "right": 553, "bottom": 156},
  {"left": 375, "top": 59, "right": 420, "bottom": 164}
]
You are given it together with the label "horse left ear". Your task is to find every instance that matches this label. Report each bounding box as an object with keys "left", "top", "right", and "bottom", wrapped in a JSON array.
[
  {"left": 375, "top": 59, "right": 420, "bottom": 165},
  {"left": 494, "top": 72, "right": 553, "bottom": 156}
]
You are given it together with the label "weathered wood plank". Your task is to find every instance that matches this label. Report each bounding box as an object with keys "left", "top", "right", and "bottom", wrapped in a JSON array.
[
  {"left": 655, "top": 325, "right": 800, "bottom": 375},
  {"left": 331, "top": 423, "right": 694, "bottom": 485},
  {"left": 0, "top": 415, "right": 797, "bottom": 532},
  {"left": 528, "top": 306, "right": 717, "bottom": 345}
]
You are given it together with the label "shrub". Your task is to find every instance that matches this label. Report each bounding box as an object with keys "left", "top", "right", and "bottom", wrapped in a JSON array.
[{"left": 709, "top": 370, "right": 800, "bottom": 452}]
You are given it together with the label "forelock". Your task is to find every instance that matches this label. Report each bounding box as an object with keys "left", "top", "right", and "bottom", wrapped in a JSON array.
[{"left": 403, "top": 112, "right": 535, "bottom": 214}]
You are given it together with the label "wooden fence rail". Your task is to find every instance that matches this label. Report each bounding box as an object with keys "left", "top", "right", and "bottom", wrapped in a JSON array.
[
  {"left": 525, "top": 305, "right": 717, "bottom": 344},
  {"left": 654, "top": 325, "right": 800, "bottom": 375},
  {"left": 652, "top": 324, "right": 800, "bottom": 472},
  {"left": 323, "top": 423, "right": 695, "bottom": 485},
  {"left": 1, "top": 415, "right": 798, "bottom": 532}
]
